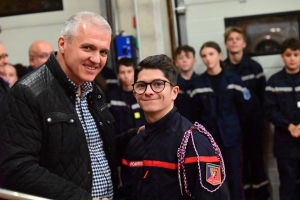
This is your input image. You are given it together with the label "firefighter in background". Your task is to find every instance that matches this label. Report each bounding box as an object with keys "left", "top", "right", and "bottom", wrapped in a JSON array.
[
  {"left": 107, "top": 57, "right": 146, "bottom": 135},
  {"left": 191, "top": 41, "right": 250, "bottom": 200},
  {"left": 224, "top": 26, "right": 270, "bottom": 200},
  {"left": 265, "top": 38, "right": 300, "bottom": 200},
  {"left": 174, "top": 45, "right": 198, "bottom": 121}
]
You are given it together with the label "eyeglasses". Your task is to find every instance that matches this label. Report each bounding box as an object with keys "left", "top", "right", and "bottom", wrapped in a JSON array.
[
  {"left": 132, "top": 79, "right": 174, "bottom": 94},
  {"left": 30, "top": 52, "right": 51, "bottom": 59},
  {"left": 0, "top": 54, "right": 8, "bottom": 60}
]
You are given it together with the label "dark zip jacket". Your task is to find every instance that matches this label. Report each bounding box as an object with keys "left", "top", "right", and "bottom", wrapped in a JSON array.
[
  {"left": 264, "top": 68, "right": 300, "bottom": 158},
  {"left": 191, "top": 70, "right": 250, "bottom": 147},
  {"left": 0, "top": 52, "right": 135, "bottom": 199},
  {"left": 121, "top": 108, "right": 228, "bottom": 199}
]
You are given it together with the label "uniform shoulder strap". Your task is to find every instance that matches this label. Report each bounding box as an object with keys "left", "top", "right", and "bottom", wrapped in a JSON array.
[{"left": 177, "top": 122, "right": 226, "bottom": 197}]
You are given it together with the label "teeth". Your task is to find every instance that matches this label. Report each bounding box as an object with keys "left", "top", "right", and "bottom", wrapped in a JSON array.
[{"left": 85, "top": 65, "right": 96, "bottom": 70}]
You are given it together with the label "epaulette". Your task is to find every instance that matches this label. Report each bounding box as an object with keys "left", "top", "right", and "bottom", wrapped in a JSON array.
[{"left": 177, "top": 122, "right": 226, "bottom": 197}]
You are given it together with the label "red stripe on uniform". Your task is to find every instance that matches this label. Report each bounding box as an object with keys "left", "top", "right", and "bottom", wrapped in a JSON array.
[
  {"left": 143, "top": 160, "right": 177, "bottom": 169},
  {"left": 184, "top": 156, "right": 219, "bottom": 163},
  {"left": 122, "top": 156, "right": 219, "bottom": 169}
]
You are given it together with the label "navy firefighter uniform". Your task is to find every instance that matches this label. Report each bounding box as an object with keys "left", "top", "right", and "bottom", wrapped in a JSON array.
[
  {"left": 121, "top": 108, "right": 228, "bottom": 200},
  {"left": 175, "top": 72, "right": 198, "bottom": 122},
  {"left": 191, "top": 69, "right": 250, "bottom": 200},
  {"left": 224, "top": 55, "right": 270, "bottom": 199},
  {"left": 107, "top": 87, "right": 147, "bottom": 135},
  {"left": 264, "top": 68, "right": 300, "bottom": 200}
]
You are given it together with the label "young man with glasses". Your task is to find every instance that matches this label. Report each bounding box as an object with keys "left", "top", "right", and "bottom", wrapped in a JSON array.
[
  {"left": 28, "top": 40, "right": 53, "bottom": 73},
  {"left": 120, "top": 54, "right": 228, "bottom": 199},
  {"left": 0, "top": 42, "right": 10, "bottom": 104}
]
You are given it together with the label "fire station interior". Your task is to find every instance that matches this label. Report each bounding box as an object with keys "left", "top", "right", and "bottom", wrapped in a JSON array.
[{"left": 1, "top": 0, "right": 300, "bottom": 199}]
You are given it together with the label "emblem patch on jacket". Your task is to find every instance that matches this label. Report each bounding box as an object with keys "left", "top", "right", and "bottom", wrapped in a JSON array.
[
  {"left": 206, "top": 163, "right": 221, "bottom": 186},
  {"left": 243, "top": 89, "right": 251, "bottom": 100}
]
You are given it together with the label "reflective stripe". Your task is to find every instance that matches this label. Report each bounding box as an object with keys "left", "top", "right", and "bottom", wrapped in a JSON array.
[
  {"left": 256, "top": 72, "right": 265, "bottom": 79},
  {"left": 122, "top": 156, "right": 219, "bottom": 170},
  {"left": 241, "top": 73, "right": 265, "bottom": 81},
  {"left": 241, "top": 74, "right": 255, "bottom": 81},
  {"left": 227, "top": 84, "right": 247, "bottom": 92},
  {"left": 243, "top": 184, "right": 251, "bottom": 190},
  {"left": 252, "top": 180, "right": 269, "bottom": 189},
  {"left": 179, "top": 90, "right": 192, "bottom": 95},
  {"left": 295, "top": 86, "right": 300, "bottom": 92},
  {"left": 131, "top": 103, "right": 140, "bottom": 110},
  {"left": 106, "top": 79, "right": 119, "bottom": 84},
  {"left": 265, "top": 86, "right": 293, "bottom": 92},
  {"left": 190, "top": 88, "right": 213, "bottom": 98},
  {"left": 110, "top": 100, "right": 126, "bottom": 106}
]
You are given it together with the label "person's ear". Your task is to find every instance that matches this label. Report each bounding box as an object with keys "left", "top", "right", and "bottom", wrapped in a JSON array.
[
  {"left": 171, "top": 86, "right": 179, "bottom": 101},
  {"left": 29, "top": 56, "right": 34, "bottom": 66},
  {"left": 192, "top": 57, "right": 196, "bottom": 66},
  {"left": 58, "top": 36, "right": 67, "bottom": 54},
  {"left": 219, "top": 52, "right": 223, "bottom": 60},
  {"left": 133, "top": 90, "right": 138, "bottom": 99},
  {"left": 242, "top": 40, "right": 246, "bottom": 49}
]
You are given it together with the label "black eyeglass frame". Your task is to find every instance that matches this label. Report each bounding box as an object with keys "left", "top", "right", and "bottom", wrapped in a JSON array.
[{"left": 132, "top": 79, "right": 174, "bottom": 94}]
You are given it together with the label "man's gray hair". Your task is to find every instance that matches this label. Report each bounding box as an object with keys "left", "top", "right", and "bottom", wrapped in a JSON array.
[{"left": 61, "top": 11, "right": 112, "bottom": 43}]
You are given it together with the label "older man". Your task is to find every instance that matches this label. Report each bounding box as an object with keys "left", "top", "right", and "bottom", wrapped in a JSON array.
[
  {"left": 0, "top": 42, "right": 10, "bottom": 103},
  {"left": 0, "top": 11, "right": 136, "bottom": 200},
  {"left": 28, "top": 40, "right": 53, "bottom": 73}
]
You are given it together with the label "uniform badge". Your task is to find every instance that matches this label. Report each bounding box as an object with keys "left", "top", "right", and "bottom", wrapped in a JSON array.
[
  {"left": 243, "top": 89, "right": 251, "bottom": 100},
  {"left": 206, "top": 163, "right": 221, "bottom": 186},
  {"left": 134, "top": 112, "right": 141, "bottom": 119}
]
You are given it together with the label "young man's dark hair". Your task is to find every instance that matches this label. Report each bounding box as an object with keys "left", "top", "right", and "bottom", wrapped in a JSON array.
[
  {"left": 175, "top": 44, "right": 195, "bottom": 57},
  {"left": 116, "top": 57, "right": 135, "bottom": 72},
  {"left": 134, "top": 54, "right": 178, "bottom": 85},
  {"left": 281, "top": 37, "right": 300, "bottom": 53}
]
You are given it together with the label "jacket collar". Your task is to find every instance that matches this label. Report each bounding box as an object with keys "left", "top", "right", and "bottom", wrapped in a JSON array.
[
  {"left": 225, "top": 54, "right": 250, "bottom": 71},
  {"left": 144, "top": 107, "right": 178, "bottom": 134},
  {"left": 46, "top": 52, "right": 99, "bottom": 95}
]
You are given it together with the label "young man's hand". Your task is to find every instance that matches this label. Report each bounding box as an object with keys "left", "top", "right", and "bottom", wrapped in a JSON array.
[{"left": 288, "top": 124, "right": 300, "bottom": 138}]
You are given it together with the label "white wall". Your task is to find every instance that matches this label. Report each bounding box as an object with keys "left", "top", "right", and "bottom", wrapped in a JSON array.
[
  {"left": 116, "top": 0, "right": 172, "bottom": 61},
  {"left": 184, "top": 0, "right": 300, "bottom": 79},
  {"left": 0, "top": 0, "right": 102, "bottom": 66}
]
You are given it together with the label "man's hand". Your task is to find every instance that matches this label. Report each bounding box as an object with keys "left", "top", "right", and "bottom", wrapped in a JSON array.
[{"left": 288, "top": 124, "right": 300, "bottom": 138}]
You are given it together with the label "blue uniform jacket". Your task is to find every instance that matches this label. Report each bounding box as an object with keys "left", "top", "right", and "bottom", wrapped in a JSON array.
[
  {"left": 107, "top": 87, "right": 147, "bottom": 135},
  {"left": 225, "top": 55, "right": 266, "bottom": 135},
  {"left": 191, "top": 70, "right": 250, "bottom": 147},
  {"left": 175, "top": 72, "right": 198, "bottom": 121},
  {"left": 121, "top": 108, "right": 228, "bottom": 200},
  {"left": 264, "top": 68, "right": 300, "bottom": 158}
]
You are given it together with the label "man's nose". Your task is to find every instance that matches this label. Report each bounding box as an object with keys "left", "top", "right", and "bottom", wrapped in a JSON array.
[
  {"left": 144, "top": 84, "right": 153, "bottom": 93},
  {"left": 90, "top": 52, "right": 101, "bottom": 63}
]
